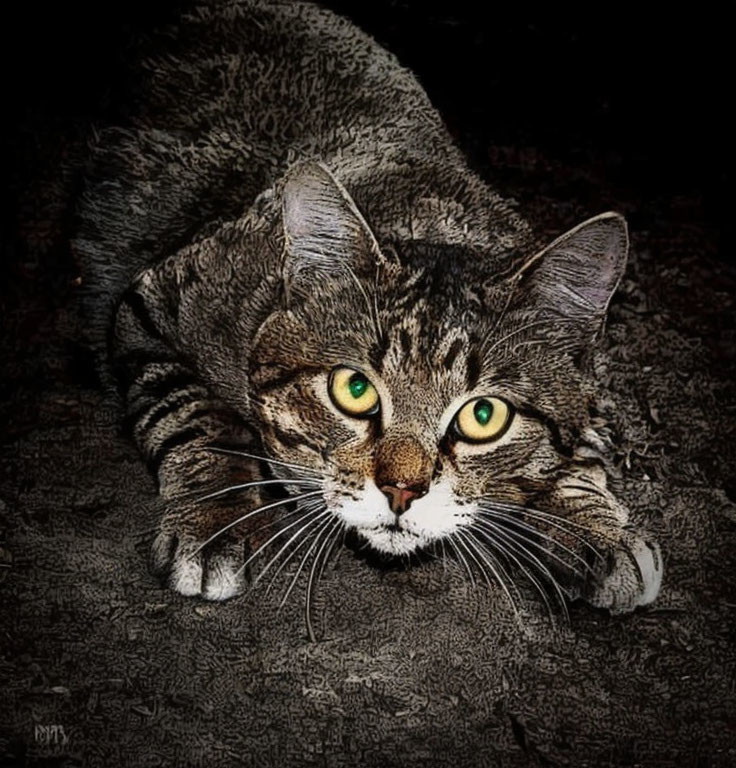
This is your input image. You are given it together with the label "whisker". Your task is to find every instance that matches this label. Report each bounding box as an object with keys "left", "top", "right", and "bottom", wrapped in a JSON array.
[
  {"left": 234, "top": 506, "right": 330, "bottom": 579},
  {"left": 279, "top": 515, "right": 336, "bottom": 610},
  {"left": 475, "top": 520, "right": 570, "bottom": 623},
  {"left": 471, "top": 523, "right": 556, "bottom": 624},
  {"left": 476, "top": 508, "right": 594, "bottom": 576},
  {"left": 479, "top": 497, "right": 597, "bottom": 532},
  {"left": 446, "top": 534, "right": 476, "bottom": 587},
  {"left": 189, "top": 490, "right": 323, "bottom": 558},
  {"left": 327, "top": 525, "right": 348, "bottom": 572},
  {"left": 473, "top": 517, "right": 585, "bottom": 582},
  {"left": 196, "top": 477, "right": 320, "bottom": 503},
  {"left": 247, "top": 499, "right": 325, "bottom": 538},
  {"left": 452, "top": 529, "right": 494, "bottom": 590},
  {"left": 315, "top": 520, "right": 345, "bottom": 586},
  {"left": 455, "top": 528, "right": 521, "bottom": 620},
  {"left": 305, "top": 518, "right": 343, "bottom": 643},
  {"left": 260, "top": 514, "right": 343, "bottom": 605},
  {"left": 253, "top": 505, "right": 330, "bottom": 587},
  {"left": 478, "top": 499, "right": 606, "bottom": 559},
  {"left": 434, "top": 537, "right": 448, "bottom": 573},
  {"left": 205, "top": 446, "right": 328, "bottom": 477},
  {"left": 262, "top": 512, "right": 327, "bottom": 596}
]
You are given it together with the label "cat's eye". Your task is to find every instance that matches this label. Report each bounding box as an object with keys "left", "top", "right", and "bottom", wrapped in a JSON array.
[
  {"left": 329, "top": 367, "right": 380, "bottom": 417},
  {"left": 454, "top": 397, "right": 512, "bottom": 442}
]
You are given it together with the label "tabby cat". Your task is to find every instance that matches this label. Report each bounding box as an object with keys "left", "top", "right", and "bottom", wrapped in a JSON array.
[{"left": 73, "top": 0, "right": 662, "bottom": 619}]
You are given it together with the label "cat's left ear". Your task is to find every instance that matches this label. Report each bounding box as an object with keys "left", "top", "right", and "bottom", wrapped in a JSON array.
[
  {"left": 281, "top": 161, "right": 389, "bottom": 302},
  {"left": 513, "top": 212, "right": 629, "bottom": 329}
]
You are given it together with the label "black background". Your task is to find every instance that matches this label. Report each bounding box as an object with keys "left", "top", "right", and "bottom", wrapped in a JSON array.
[
  {"left": 1, "top": 1, "right": 731, "bottom": 263},
  {"left": 0, "top": 8, "right": 734, "bottom": 766}
]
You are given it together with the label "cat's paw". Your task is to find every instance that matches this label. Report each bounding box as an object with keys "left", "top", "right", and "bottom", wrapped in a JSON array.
[
  {"left": 150, "top": 514, "right": 248, "bottom": 601},
  {"left": 582, "top": 536, "right": 663, "bottom": 614}
]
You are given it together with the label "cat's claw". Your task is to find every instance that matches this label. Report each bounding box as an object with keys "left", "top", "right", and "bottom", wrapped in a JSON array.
[
  {"left": 151, "top": 530, "right": 246, "bottom": 601},
  {"left": 583, "top": 536, "right": 663, "bottom": 614}
]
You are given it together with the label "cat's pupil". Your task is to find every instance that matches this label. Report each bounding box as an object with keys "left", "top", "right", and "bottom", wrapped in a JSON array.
[
  {"left": 348, "top": 373, "right": 368, "bottom": 399},
  {"left": 474, "top": 400, "right": 493, "bottom": 426}
]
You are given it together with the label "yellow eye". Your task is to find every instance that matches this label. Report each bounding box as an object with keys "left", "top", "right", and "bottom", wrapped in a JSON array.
[
  {"left": 454, "top": 397, "right": 512, "bottom": 442},
  {"left": 329, "top": 367, "right": 380, "bottom": 417}
]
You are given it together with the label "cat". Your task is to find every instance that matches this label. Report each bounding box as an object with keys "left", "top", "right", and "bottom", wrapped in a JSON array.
[{"left": 73, "top": 0, "right": 662, "bottom": 617}]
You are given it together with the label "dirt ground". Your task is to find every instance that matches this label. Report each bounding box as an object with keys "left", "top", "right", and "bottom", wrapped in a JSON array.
[{"left": 1, "top": 9, "right": 735, "bottom": 768}]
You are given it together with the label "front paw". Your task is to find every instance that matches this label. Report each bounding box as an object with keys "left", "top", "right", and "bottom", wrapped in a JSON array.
[
  {"left": 582, "top": 536, "right": 663, "bottom": 614},
  {"left": 150, "top": 504, "right": 250, "bottom": 601}
]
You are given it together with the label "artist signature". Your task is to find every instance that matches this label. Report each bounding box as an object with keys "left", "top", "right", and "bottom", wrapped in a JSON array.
[{"left": 34, "top": 724, "right": 70, "bottom": 750}]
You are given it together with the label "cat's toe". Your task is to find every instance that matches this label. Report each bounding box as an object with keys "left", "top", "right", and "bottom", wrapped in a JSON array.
[
  {"left": 583, "top": 535, "right": 663, "bottom": 614},
  {"left": 150, "top": 529, "right": 246, "bottom": 601},
  {"left": 201, "top": 542, "right": 247, "bottom": 600},
  {"left": 168, "top": 539, "right": 206, "bottom": 597},
  {"left": 631, "top": 537, "right": 663, "bottom": 607}
]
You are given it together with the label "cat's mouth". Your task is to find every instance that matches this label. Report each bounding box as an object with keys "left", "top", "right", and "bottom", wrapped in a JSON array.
[{"left": 358, "top": 522, "right": 424, "bottom": 556}]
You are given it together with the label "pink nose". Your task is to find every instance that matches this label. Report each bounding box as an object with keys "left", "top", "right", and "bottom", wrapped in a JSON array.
[{"left": 380, "top": 485, "right": 424, "bottom": 514}]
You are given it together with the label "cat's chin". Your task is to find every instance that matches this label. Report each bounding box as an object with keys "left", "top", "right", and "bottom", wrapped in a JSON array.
[{"left": 357, "top": 525, "right": 427, "bottom": 556}]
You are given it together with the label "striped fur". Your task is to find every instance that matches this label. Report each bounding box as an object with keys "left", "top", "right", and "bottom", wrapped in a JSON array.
[{"left": 74, "top": 1, "right": 661, "bottom": 613}]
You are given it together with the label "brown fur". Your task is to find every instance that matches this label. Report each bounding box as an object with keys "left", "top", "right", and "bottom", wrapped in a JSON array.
[{"left": 73, "top": 0, "right": 661, "bottom": 613}]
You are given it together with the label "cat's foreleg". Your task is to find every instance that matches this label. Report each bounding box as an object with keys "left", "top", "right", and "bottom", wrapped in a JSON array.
[
  {"left": 112, "top": 281, "right": 266, "bottom": 600},
  {"left": 544, "top": 464, "right": 663, "bottom": 614}
]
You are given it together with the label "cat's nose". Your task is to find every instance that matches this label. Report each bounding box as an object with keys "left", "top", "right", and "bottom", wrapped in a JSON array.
[{"left": 380, "top": 484, "right": 426, "bottom": 515}]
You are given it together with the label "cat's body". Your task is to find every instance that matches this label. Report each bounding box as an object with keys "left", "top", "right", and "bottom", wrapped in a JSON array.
[{"left": 74, "top": 0, "right": 662, "bottom": 614}]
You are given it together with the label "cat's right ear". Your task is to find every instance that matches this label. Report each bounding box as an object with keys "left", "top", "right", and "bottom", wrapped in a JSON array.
[{"left": 280, "top": 162, "right": 390, "bottom": 303}]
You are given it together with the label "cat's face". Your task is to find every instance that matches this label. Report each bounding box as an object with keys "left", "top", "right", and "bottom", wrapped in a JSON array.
[{"left": 249, "top": 163, "right": 627, "bottom": 557}]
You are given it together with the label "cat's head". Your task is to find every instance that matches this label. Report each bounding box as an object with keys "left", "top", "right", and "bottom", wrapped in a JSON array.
[{"left": 249, "top": 162, "right": 628, "bottom": 556}]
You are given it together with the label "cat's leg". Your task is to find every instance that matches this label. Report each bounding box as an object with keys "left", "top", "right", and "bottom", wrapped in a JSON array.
[
  {"left": 112, "top": 282, "right": 268, "bottom": 600},
  {"left": 542, "top": 463, "right": 663, "bottom": 614}
]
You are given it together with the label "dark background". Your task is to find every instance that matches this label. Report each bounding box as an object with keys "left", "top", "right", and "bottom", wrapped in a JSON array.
[
  {"left": 1, "top": 5, "right": 735, "bottom": 766},
  {"left": 1, "top": 1, "right": 731, "bottom": 267}
]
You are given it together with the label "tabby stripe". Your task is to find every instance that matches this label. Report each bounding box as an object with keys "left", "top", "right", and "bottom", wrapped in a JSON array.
[
  {"left": 142, "top": 404, "right": 216, "bottom": 454},
  {"left": 569, "top": 456, "right": 605, "bottom": 471},
  {"left": 442, "top": 338, "right": 463, "bottom": 370},
  {"left": 123, "top": 372, "right": 197, "bottom": 432},
  {"left": 112, "top": 351, "right": 181, "bottom": 389},
  {"left": 270, "top": 424, "right": 323, "bottom": 455},
  {"left": 120, "top": 286, "right": 164, "bottom": 341},
  {"left": 466, "top": 348, "right": 482, "bottom": 389},
  {"left": 149, "top": 426, "right": 208, "bottom": 476},
  {"left": 560, "top": 483, "right": 606, "bottom": 498},
  {"left": 251, "top": 368, "right": 306, "bottom": 393},
  {"left": 127, "top": 368, "right": 198, "bottom": 408},
  {"left": 516, "top": 404, "right": 572, "bottom": 458},
  {"left": 133, "top": 389, "right": 205, "bottom": 436}
]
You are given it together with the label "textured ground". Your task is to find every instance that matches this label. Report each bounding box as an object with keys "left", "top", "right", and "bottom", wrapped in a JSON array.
[{"left": 1, "top": 9, "right": 735, "bottom": 768}]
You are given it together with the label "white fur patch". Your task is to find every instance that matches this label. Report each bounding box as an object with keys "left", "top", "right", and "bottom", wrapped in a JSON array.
[
  {"left": 163, "top": 539, "right": 245, "bottom": 601},
  {"left": 169, "top": 542, "right": 204, "bottom": 597},
  {"left": 632, "top": 538, "right": 663, "bottom": 607},
  {"left": 330, "top": 477, "right": 473, "bottom": 555}
]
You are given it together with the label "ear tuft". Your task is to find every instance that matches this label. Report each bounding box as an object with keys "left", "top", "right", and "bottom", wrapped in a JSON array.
[{"left": 516, "top": 212, "right": 629, "bottom": 325}]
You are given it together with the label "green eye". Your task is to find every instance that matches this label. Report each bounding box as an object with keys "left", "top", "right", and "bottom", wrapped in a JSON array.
[
  {"left": 329, "top": 367, "right": 380, "bottom": 417},
  {"left": 454, "top": 397, "right": 512, "bottom": 442}
]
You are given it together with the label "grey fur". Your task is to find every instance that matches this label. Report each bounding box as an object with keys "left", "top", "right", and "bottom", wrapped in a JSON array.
[{"left": 73, "top": 0, "right": 661, "bottom": 614}]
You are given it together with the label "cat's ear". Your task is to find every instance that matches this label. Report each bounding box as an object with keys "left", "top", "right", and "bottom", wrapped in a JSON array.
[
  {"left": 281, "top": 161, "right": 387, "bottom": 301},
  {"left": 514, "top": 212, "right": 628, "bottom": 328}
]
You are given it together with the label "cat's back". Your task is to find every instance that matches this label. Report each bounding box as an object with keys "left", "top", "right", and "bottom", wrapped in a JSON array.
[
  {"left": 77, "top": 0, "right": 454, "bottom": 254},
  {"left": 137, "top": 1, "right": 450, "bottom": 159},
  {"left": 74, "top": 0, "right": 531, "bottom": 363}
]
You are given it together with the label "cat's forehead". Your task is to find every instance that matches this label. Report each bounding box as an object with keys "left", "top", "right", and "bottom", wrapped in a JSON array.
[
  {"left": 381, "top": 238, "right": 498, "bottom": 305},
  {"left": 375, "top": 301, "right": 480, "bottom": 400}
]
